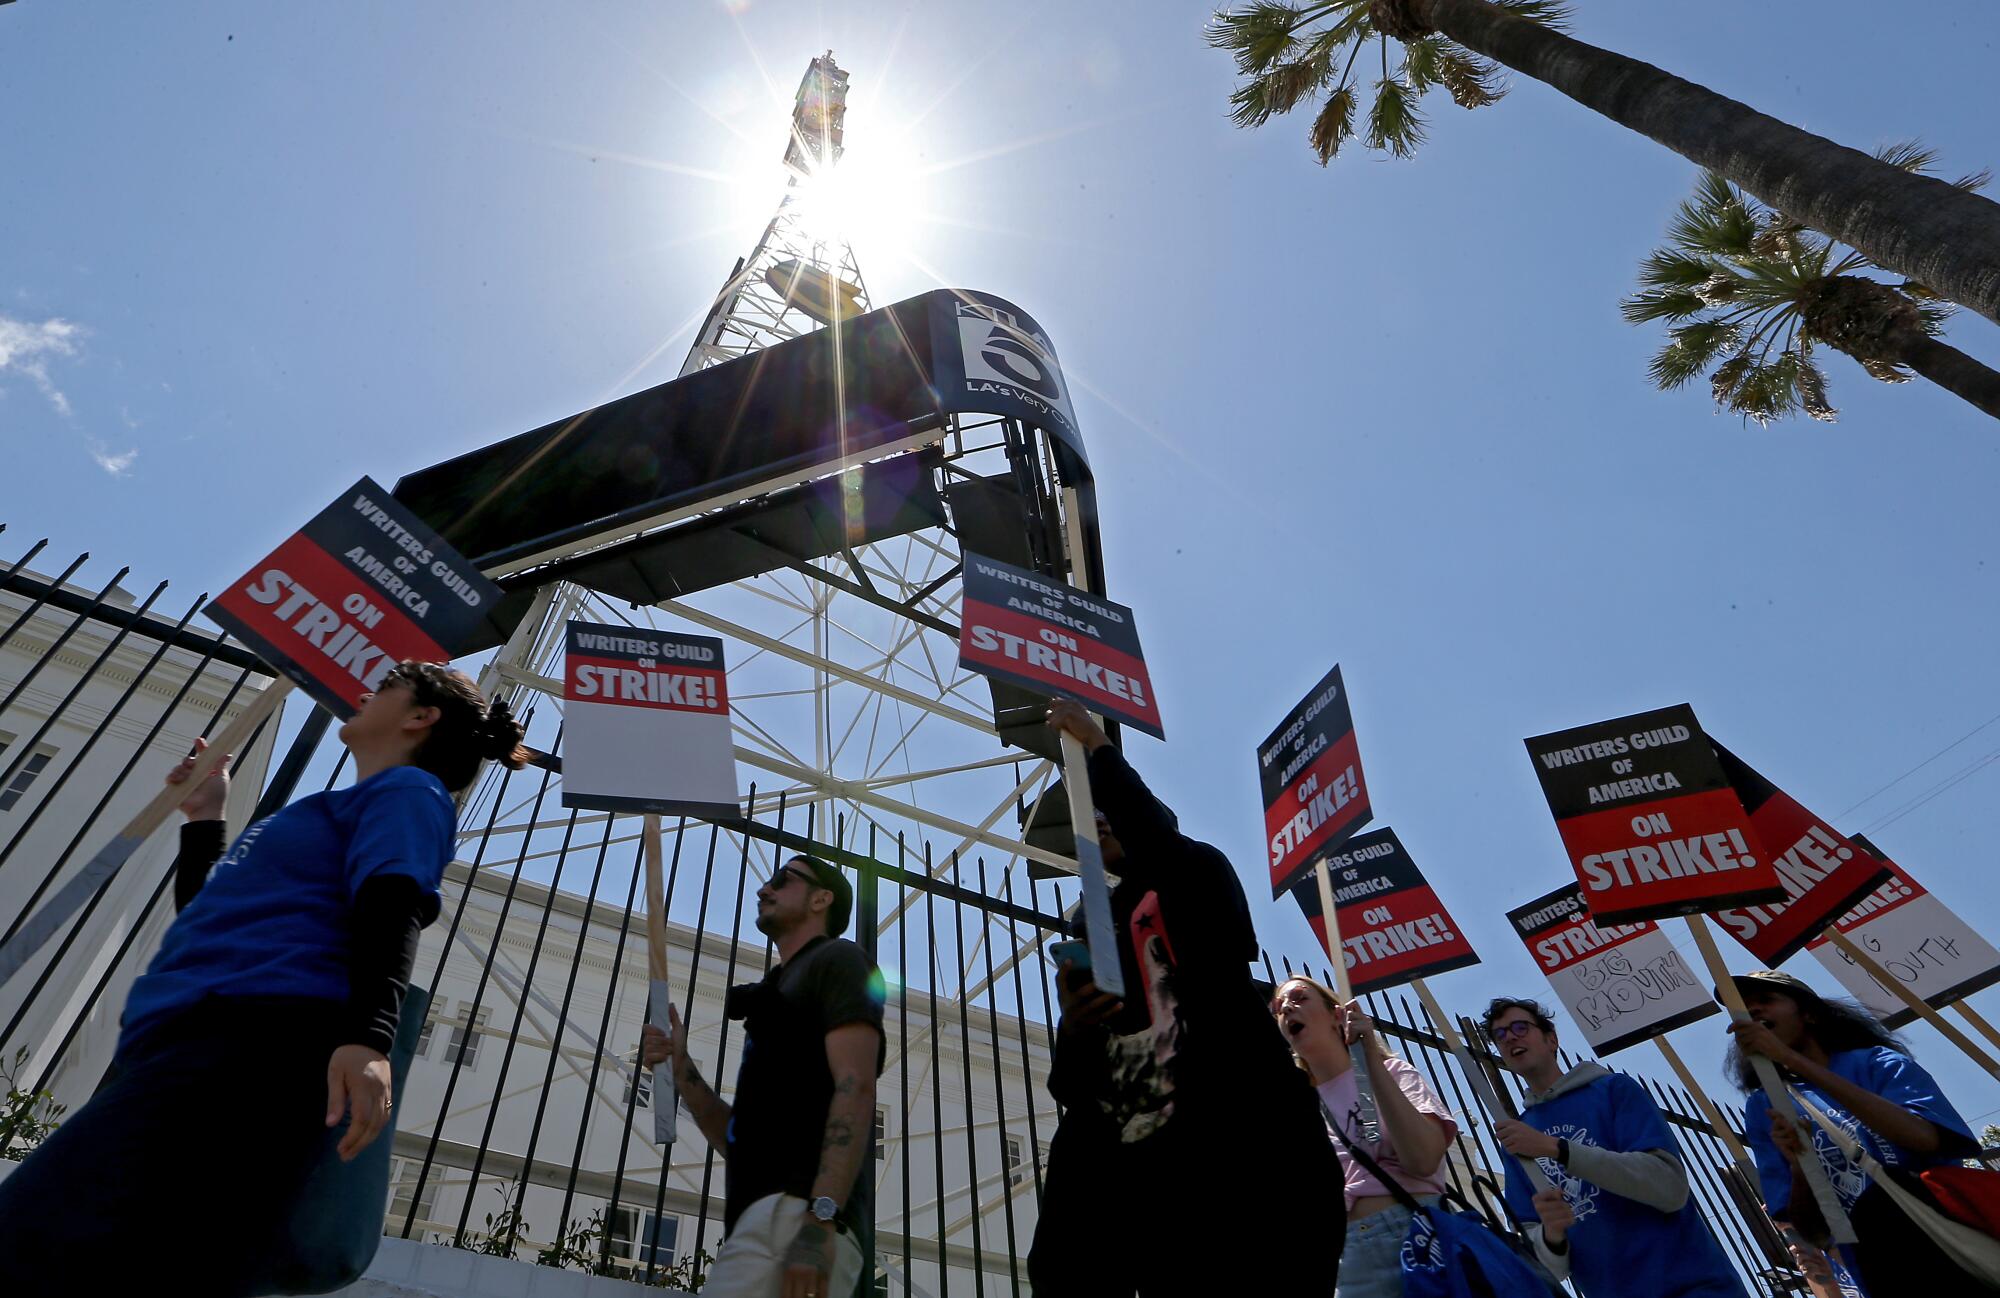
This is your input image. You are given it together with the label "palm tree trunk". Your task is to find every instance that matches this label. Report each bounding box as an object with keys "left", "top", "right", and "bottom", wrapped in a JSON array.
[
  {"left": 1897, "top": 335, "right": 2000, "bottom": 420},
  {"left": 1408, "top": 0, "right": 2000, "bottom": 327}
]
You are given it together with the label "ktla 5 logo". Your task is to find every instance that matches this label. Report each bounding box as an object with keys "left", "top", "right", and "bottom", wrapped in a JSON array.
[{"left": 958, "top": 306, "right": 1064, "bottom": 402}]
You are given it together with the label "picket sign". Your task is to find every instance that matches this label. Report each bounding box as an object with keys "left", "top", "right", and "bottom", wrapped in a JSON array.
[
  {"left": 1685, "top": 914, "right": 1856, "bottom": 1245},
  {"left": 1652, "top": 1034, "right": 1756, "bottom": 1176},
  {"left": 1957, "top": 1002, "right": 2000, "bottom": 1057},
  {"left": 1405, "top": 976, "right": 1553, "bottom": 1194},
  {"left": 641, "top": 814, "right": 679, "bottom": 1145},
  {"left": 0, "top": 678, "right": 295, "bottom": 991},
  {"left": 1823, "top": 927, "right": 2000, "bottom": 1083}
]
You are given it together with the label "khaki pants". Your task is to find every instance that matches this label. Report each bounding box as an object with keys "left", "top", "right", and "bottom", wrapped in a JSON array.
[{"left": 703, "top": 1193, "right": 866, "bottom": 1298}]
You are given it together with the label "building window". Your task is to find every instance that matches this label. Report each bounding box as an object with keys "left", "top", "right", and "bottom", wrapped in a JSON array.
[
  {"left": 444, "top": 1007, "right": 488, "bottom": 1069},
  {"left": 872, "top": 1271, "right": 892, "bottom": 1297},
  {"left": 874, "top": 1106, "right": 887, "bottom": 1161},
  {"left": 0, "top": 738, "right": 55, "bottom": 813},
  {"left": 1004, "top": 1135, "right": 1024, "bottom": 1187},
  {"left": 387, "top": 1158, "right": 439, "bottom": 1229},
  {"left": 605, "top": 1206, "right": 638, "bottom": 1259},
  {"left": 638, "top": 1212, "right": 678, "bottom": 1267},
  {"left": 414, "top": 1004, "right": 439, "bottom": 1060}
]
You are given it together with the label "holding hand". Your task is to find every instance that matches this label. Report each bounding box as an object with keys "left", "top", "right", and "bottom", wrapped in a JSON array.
[
  {"left": 1340, "top": 1002, "right": 1378, "bottom": 1053},
  {"left": 1493, "top": 1118, "right": 1562, "bottom": 1161},
  {"left": 1727, "top": 1017, "right": 1803, "bottom": 1072},
  {"left": 1055, "top": 960, "right": 1123, "bottom": 1035},
  {"left": 1770, "top": 1109, "right": 1806, "bottom": 1166},
  {"left": 165, "top": 737, "right": 231, "bottom": 822},
  {"left": 326, "top": 1043, "right": 394, "bottom": 1161},
  {"left": 640, "top": 1004, "right": 697, "bottom": 1090},
  {"left": 1045, "top": 699, "right": 1111, "bottom": 753},
  {"left": 1531, "top": 1186, "right": 1576, "bottom": 1243}
]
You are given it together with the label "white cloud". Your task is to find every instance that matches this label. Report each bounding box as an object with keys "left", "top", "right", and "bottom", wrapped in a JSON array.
[
  {"left": 88, "top": 440, "right": 138, "bottom": 475},
  {"left": 0, "top": 313, "right": 83, "bottom": 418}
]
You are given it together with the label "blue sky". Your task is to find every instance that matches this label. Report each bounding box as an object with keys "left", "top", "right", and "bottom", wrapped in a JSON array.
[{"left": 9, "top": 3, "right": 2000, "bottom": 1119}]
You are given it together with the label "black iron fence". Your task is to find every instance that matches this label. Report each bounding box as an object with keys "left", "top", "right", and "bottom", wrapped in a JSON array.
[{"left": 0, "top": 535, "right": 1819, "bottom": 1296}]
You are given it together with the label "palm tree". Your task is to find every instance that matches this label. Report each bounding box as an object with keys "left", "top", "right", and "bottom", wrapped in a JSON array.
[
  {"left": 1208, "top": 1, "right": 2000, "bottom": 327},
  {"left": 1624, "top": 149, "right": 2000, "bottom": 426}
]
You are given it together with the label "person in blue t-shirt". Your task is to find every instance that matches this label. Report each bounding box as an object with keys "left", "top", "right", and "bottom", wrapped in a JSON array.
[
  {"left": 1722, "top": 969, "right": 1981, "bottom": 1297},
  {"left": 0, "top": 660, "right": 527, "bottom": 1298},
  {"left": 1482, "top": 996, "right": 1746, "bottom": 1298}
]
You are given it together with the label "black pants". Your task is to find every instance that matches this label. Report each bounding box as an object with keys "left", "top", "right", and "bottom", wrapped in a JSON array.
[
  {"left": 1028, "top": 1096, "right": 1345, "bottom": 1297},
  {"left": 0, "top": 997, "right": 342, "bottom": 1298}
]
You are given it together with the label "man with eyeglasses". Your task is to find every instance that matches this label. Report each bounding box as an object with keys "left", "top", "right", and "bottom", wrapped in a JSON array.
[
  {"left": 642, "top": 855, "right": 885, "bottom": 1298},
  {"left": 1480, "top": 997, "right": 1744, "bottom": 1298}
]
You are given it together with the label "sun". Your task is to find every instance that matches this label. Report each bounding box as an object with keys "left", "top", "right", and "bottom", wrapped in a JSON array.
[{"left": 781, "top": 128, "right": 921, "bottom": 264}]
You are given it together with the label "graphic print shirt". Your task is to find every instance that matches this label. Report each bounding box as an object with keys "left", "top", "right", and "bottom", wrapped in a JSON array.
[
  {"left": 1503, "top": 1069, "right": 1743, "bottom": 1298},
  {"left": 1744, "top": 1046, "right": 1976, "bottom": 1218},
  {"left": 1046, "top": 747, "right": 1305, "bottom": 1145},
  {"left": 1318, "top": 1056, "right": 1457, "bottom": 1209}
]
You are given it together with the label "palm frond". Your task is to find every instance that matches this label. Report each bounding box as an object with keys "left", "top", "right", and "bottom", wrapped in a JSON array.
[
  {"left": 1402, "top": 37, "right": 1442, "bottom": 92},
  {"left": 1205, "top": 3, "right": 1313, "bottom": 72},
  {"left": 1709, "top": 352, "right": 1754, "bottom": 407},
  {"left": 1954, "top": 168, "right": 1993, "bottom": 194},
  {"left": 1621, "top": 287, "right": 1709, "bottom": 324},
  {"left": 1634, "top": 250, "right": 1715, "bottom": 291},
  {"left": 1435, "top": 49, "right": 1503, "bottom": 108},
  {"left": 1491, "top": 0, "right": 1571, "bottom": 30},
  {"left": 1915, "top": 300, "right": 1955, "bottom": 336},
  {"left": 1728, "top": 352, "right": 1802, "bottom": 427},
  {"left": 1309, "top": 85, "right": 1359, "bottom": 164},
  {"left": 1364, "top": 77, "right": 1426, "bottom": 158},
  {"left": 1648, "top": 320, "right": 1740, "bottom": 390},
  {"left": 1794, "top": 356, "right": 1837, "bottom": 422},
  {"left": 1665, "top": 173, "right": 1759, "bottom": 257},
  {"left": 1859, "top": 357, "right": 1913, "bottom": 384},
  {"left": 1873, "top": 140, "right": 1938, "bottom": 173},
  {"left": 1264, "top": 50, "right": 1337, "bottom": 116},
  {"left": 1226, "top": 78, "right": 1278, "bottom": 128}
]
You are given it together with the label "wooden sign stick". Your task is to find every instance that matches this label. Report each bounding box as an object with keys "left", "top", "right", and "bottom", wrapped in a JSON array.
[
  {"left": 1686, "top": 913, "right": 1855, "bottom": 1244},
  {"left": 0, "top": 677, "right": 293, "bottom": 990},
  {"left": 1407, "top": 975, "right": 1554, "bottom": 1194},
  {"left": 1057, "top": 736, "right": 1124, "bottom": 1000},
  {"left": 1953, "top": 1000, "right": 2000, "bottom": 1057},
  {"left": 1311, "top": 858, "right": 1381, "bottom": 1140},
  {"left": 1825, "top": 927, "right": 2000, "bottom": 1083},
  {"left": 642, "top": 813, "right": 678, "bottom": 1144},
  {"left": 1654, "top": 1033, "right": 1756, "bottom": 1175}
]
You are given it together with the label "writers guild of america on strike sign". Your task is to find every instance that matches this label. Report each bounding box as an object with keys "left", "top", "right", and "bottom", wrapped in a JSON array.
[
  {"left": 1524, "top": 704, "right": 1785, "bottom": 927},
  {"left": 205, "top": 478, "right": 501, "bottom": 717}
]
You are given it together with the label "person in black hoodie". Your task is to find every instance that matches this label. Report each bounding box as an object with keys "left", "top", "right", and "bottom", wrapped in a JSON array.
[{"left": 1026, "top": 700, "right": 1343, "bottom": 1297}]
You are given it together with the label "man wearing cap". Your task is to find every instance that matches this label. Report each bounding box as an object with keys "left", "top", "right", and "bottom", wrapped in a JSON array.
[
  {"left": 1026, "top": 700, "right": 1342, "bottom": 1296},
  {"left": 1722, "top": 969, "right": 1980, "bottom": 1294},
  {"left": 1481, "top": 996, "right": 1744, "bottom": 1298},
  {"left": 642, "top": 855, "right": 885, "bottom": 1298}
]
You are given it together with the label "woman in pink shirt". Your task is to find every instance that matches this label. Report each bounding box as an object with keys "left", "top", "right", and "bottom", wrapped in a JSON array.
[{"left": 1273, "top": 977, "right": 1458, "bottom": 1298}]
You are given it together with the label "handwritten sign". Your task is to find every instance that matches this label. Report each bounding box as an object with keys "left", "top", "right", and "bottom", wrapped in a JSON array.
[
  {"left": 1507, "top": 882, "right": 1718, "bottom": 1055},
  {"left": 1806, "top": 835, "right": 2000, "bottom": 1025}
]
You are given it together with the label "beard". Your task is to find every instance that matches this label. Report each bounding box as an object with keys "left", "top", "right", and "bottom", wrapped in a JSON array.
[{"left": 753, "top": 908, "right": 778, "bottom": 937}]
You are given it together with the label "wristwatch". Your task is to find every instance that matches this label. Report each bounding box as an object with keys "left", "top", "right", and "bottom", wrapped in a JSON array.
[
  {"left": 809, "top": 1195, "right": 840, "bottom": 1224},
  {"left": 1555, "top": 1137, "right": 1571, "bottom": 1168}
]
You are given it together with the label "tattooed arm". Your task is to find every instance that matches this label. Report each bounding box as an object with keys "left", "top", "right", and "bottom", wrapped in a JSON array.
[
  {"left": 782, "top": 1022, "right": 882, "bottom": 1296},
  {"left": 810, "top": 1022, "right": 883, "bottom": 1209}
]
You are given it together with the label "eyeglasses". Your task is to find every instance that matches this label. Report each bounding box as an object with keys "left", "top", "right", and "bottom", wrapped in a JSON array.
[
  {"left": 766, "top": 865, "right": 821, "bottom": 892},
  {"left": 1487, "top": 1021, "right": 1539, "bottom": 1043}
]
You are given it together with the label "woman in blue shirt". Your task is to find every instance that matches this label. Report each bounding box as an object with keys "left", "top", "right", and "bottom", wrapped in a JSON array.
[
  {"left": 0, "top": 661, "right": 527, "bottom": 1297},
  {"left": 1725, "top": 969, "right": 1980, "bottom": 1296}
]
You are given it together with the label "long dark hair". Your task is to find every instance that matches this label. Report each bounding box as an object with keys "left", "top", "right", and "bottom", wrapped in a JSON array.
[
  {"left": 384, "top": 661, "right": 531, "bottom": 793},
  {"left": 1727, "top": 991, "right": 1908, "bottom": 1092}
]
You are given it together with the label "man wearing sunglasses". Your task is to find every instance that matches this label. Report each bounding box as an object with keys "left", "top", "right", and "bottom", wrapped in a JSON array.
[
  {"left": 642, "top": 855, "right": 885, "bottom": 1298},
  {"left": 1480, "top": 997, "right": 1744, "bottom": 1298}
]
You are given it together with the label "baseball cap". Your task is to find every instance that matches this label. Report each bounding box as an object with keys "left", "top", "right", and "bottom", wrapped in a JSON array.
[
  {"left": 1715, "top": 969, "right": 1823, "bottom": 1009},
  {"left": 794, "top": 855, "right": 853, "bottom": 937}
]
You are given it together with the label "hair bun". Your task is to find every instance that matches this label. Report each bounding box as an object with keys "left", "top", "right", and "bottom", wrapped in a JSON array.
[{"left": 478, "top": 697, "right": 528, "bottom": 764}]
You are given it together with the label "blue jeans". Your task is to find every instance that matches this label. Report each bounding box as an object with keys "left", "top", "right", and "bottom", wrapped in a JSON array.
[{"left": 1337, "top": 1195, "right": 1440, "bottom": 1298}]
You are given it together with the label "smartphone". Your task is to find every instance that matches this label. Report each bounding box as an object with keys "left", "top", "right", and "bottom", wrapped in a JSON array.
[{"left": 1047, "top": 939, "right": 1092, "bottom": 972}]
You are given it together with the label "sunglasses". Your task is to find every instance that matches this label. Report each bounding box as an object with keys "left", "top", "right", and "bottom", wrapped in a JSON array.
[
  {"left": 1486, "top": 1020, "right": 1540, "bottom": 1043},
  {"left": 766, "top": 865, "right": 822, "bottom": 892}
]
